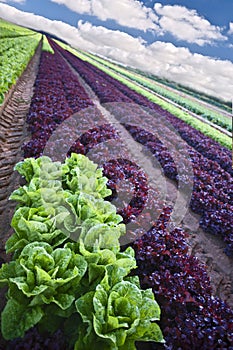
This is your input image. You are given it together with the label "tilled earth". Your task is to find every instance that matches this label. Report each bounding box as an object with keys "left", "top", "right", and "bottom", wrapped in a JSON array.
[{"left": 0, "top": 42, "right": 42, "bottom": 325}]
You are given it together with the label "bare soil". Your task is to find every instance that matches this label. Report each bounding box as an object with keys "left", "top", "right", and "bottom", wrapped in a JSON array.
[{"left": 0, "top": 41, "right": 41, "bottom": 304}]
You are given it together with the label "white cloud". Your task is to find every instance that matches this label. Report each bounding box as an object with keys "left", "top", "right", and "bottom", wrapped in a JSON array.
[
  {"left": 51, "top": 0, "right": 159, "bottom": 31},
  {"left": 143, "top": 42, "right": 233, "bottom": 100},
  {"left": 228, "top": 22, "right": 233, "bottom": 35},
  {"left": 0, "top": 3, "right": 77, "bottom": 35},
  {"left": 0, "top": 0, "right": 25, "bottom": 3},
  {"left": 154, "top": 2, "right": 227, "bottom": 46},
  {"left": 50, "top": 0, "right": 226, "bottom": 46},
  {"left": 0, "top": 3, "right": 232, "bottom": 101},
  {"left": 77, "top": 20, "right": 145, "bottom": 51},
  {"left": 50, "top": 0, "right": 91, "bottom": 14}
]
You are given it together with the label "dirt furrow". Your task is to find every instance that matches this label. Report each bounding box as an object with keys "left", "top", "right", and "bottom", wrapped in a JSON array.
[{"left": 0, "top": 41, "right": 42, "bottom": 261}]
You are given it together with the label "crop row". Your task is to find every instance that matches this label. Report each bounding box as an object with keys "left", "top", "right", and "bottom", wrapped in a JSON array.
[
  {"left": 0, "top": 34, "right": 41, "bottom": 105},
  {"left": 52, "top": 41, "right": 233, "bottom": 255},
  {"left": 126, "top": 73, "right": 232, "bottom": 132},
  {"left": 150, "top": 77, "right": 232, "bottom": 113},
  {"left": 2, "top": 41, "right": 231, "bottom": 349},
  {"left": 55, "top": 40, "right": 232, "bottom": 150},
  {"left": 124, "top": 123, "right": 233, "bottom": 255},
  {"left": 42, "top": 35, "right": 54, "bottom": 54},
  {"left": 67, "top": 131, "right": 233, "bottom": 349},
  {"left": 23, "top": 43, "right": 155, "bottom": 226},
  {"left": 2, "top": 152, "right": 166, "bottom": 349},
  {"left": 23, "top": 49, "right": 94, "bottom": 158},
  {"left": 0, "top": 19, "right": 35, "bottom": 39},
  {"left": 3, "top": 43, "right": 164, "bottom": 349}
]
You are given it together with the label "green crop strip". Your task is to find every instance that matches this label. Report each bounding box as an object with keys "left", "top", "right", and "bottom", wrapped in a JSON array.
[
  {"left": 0, "top": 34, "right": 41, "bottom": 105},
  {"left": 42, "top": 35, "right": 54, "bottom": 53},
  {"left": 0, "top": 19, "right": 36, "bottom": 38}
]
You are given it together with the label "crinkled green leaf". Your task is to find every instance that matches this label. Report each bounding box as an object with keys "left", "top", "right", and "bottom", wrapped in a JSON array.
[
  {"left": 0, "top": 261, "right": 19, "bottom": 285},
  {"left": 63, "top": 153, "right": 111, "bottom": 199},
  {"left": 10, "top": 276, "right": 48, "bottom": 297},
  {"left": 140, "top": 292, "right": 161, "bottom": 321},
  {"left": 10, "top": 187, "right": 31, "bottom": 206},
  {"left": 7, "top": 207, "right": 68, "bottom": 254},
  {"left": 53, "top": 247, "right": 72, "bottom": 274},
  {"left": 1, "top": 299, "right": 43, "bottom": 340},
  {"left": 112, "top": 281, "right": 142, "bottom": 305},
  {"left": 14, "top": 158, "right": 38, "bottom": 183},
  {"left": 41, "top": 293, "right": 75, "bottom": 310},
  {"left": 75, "top": 291, "right": 95, "bottom": 324},
  {"left": 81, "top": 223, "right": 123, "bottom": 251},
  {"left": 14, "top": 156, "right": 63, "bottom": 183},
  {"left": 134, "top": 322, "right": 165, "bottom": 343}
]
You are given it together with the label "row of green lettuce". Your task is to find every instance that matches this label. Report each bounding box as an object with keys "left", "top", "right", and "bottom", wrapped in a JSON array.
[
  {"left": 86, "top": 54, "right": 231, "bottom": 132},
  {"left": 0, "top": 154, "right": 164, "bottom": 349},
  {"left": 0, "top": 33, "right": 41, "bottom": 105},
  {"left": 56, "top": 40, "right": 231, "bottom": 150},
  {"left": 42, "top": 35, "right": 54, "bottom": 54},
  {"left": 0, "top": 32, "right": 53, "bottom": 107},
  {"left": 0, "top": 19, "right": 36, "bottom": 38}
]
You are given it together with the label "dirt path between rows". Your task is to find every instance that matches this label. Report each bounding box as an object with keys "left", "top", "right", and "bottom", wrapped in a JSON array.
[
  {"left": 0, "top": 37, "right": 42, "bottom": 350},
  {"left": 0, "top": 41, "right": 42, "bottom": 263},
  {"left": 61, "top": 54, "right": 233, "bottom": 307}
]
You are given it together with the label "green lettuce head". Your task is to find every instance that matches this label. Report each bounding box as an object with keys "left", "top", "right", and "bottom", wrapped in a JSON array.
[
  {"left": 0, "top": 242, "right": 87, "bottom": 340},
  {"left": 75, "top": 273, "right": 164, "bottom": 349}
]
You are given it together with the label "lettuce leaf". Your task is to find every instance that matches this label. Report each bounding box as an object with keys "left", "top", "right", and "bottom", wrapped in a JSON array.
[
  {"left": 63, "top": 153, "right": 111, "bottom": 199},
  {"left": 14, "top": 156, "right": 63, "bottom": 183},
  {"left": 6, "top": 206, "right": 68, "bottom": 255},
  {"left": 1, "top": 299, "right": 43, "bottom": 340}
]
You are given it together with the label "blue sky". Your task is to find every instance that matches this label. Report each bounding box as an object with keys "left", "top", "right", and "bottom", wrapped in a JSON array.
[{"left": 0, "top": 0, "right": 233, "bottom": 99}]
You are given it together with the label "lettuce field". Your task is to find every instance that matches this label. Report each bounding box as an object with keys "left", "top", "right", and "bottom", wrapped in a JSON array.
[{"left": 0, "top": 19, "right": 232, "bottom": 350}]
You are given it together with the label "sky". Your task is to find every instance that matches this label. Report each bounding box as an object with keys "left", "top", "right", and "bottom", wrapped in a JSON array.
[{"left": 0, "top": 0, "right": 233, "bottom": 101}]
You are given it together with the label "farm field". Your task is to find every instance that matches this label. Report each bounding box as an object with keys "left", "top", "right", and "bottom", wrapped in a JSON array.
[{"left": 0, "top": 20, "right": 233, "bottom": 350}]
